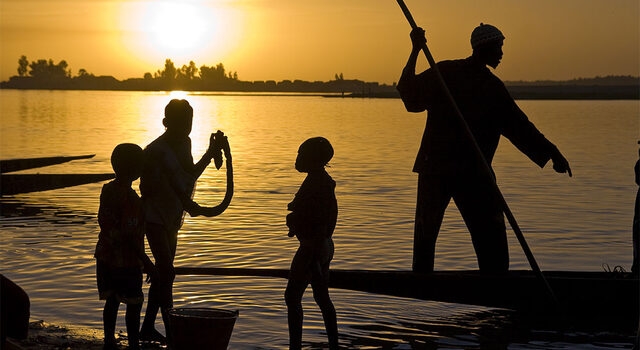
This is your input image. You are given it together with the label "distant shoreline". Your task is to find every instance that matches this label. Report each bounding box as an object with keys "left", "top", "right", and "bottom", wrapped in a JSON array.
[
  {"left": 1, "top": 76, "right": 638, "bottom": 100},
  {"left": 1, "top": 86, "right": 639, "bottom": 100},
  {"left": 340, "top": 84, "right": 640, "bottom": 100},
  {"left": 4, "top": 56, "right": 637, "bottom": 100}
]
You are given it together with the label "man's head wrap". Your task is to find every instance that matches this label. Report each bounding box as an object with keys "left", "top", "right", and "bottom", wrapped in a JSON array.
[{"left": 471, "top": 23, "right": 505, "bottom": 49}]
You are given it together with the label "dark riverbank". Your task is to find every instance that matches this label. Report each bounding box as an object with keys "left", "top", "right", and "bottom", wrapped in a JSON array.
[
  {"left": 6, "top": 321, "right": 166, "bottom": 350},
  {"left": 6, "top": 320, "right": 113, "bottom": 350}
]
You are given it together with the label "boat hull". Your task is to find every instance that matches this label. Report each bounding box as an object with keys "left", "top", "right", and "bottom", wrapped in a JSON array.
[
  {"left": 174, "top": 267, "right": 638, "bottom": 331},
  {"left": 328, "top": 269, "right": 638, "bottom": 331}
]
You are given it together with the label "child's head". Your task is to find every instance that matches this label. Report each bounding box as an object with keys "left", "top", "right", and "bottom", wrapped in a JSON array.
[
  {"left": 111, "top": 143, "right": 144, "bottom": 182},
  {"left": 163, "top": 99, "right": 194, "bottom": 136},
  {"left": 295, "top": 137, "right": 334, "bottom": 172}
]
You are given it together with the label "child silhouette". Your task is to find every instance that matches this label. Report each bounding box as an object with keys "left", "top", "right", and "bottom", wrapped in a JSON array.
[
  {"left": 95, "top": 143, "right": 157, "bottom": 350},
  {"left": 285, "top": 137, "right": 339, "bottom": 350}
]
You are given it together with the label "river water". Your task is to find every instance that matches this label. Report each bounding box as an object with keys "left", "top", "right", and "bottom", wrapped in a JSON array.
[{"left": 0, "top": 89, "right": 638, "bottom": 348}]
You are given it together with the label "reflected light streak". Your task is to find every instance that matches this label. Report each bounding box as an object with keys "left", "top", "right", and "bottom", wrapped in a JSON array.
[{"left": 169, "top": 90, "right": 189, "bottom": 100}]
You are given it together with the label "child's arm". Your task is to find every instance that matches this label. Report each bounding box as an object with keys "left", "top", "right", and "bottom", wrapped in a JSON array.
[
  {"left": 98, "top": 186, "right": 119, "bottom": 231},
  {"left": 140, "top": 252, "right": 157, "bottom": 283},
  {"left": 124, "top": 235, "right": 157, "bottom": 282},
  {"left": 97, "top": 186, "right": 124, "bottom": 248},
  {"left": 193, "top": 131, "right": 225, "bottom": 178}
]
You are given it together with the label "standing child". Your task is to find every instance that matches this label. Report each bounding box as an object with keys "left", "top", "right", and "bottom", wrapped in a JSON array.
[
  {"left": 285, "top": 137, "right": 339, "bottom": 350},
  {"left": 95, "top": 143, "right": 157, "bottom": 350},
  {"left": 139, "top": 99, "right": 222, "bottom": 343}
]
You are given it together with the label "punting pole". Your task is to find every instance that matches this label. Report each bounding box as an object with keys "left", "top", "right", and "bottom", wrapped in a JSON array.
[{"left": 395, "top": 0, "right": 559, "bottom": 307}]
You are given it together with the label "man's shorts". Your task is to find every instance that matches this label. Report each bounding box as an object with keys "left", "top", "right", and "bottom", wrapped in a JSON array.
[{"left": 96, "top": 259, "right": 144, "bottom": 305}]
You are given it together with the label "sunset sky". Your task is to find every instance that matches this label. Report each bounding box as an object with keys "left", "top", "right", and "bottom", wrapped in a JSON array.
[{"left": 1, "top": 0, "right": 638, "bottom": 85}]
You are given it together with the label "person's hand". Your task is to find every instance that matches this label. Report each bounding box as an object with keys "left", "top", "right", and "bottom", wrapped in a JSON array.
[
  {"left": 286, "top": 212, "right": 296, "bottom": 237},
  {"left": 207, "top": 131, "right": 216, "bottom": 153},
  {"left": 208, "top": 130, "right": 224, "bottom": 169},
  {"left": 551, "top": 150, "right": 572, "bottom": 177},
  {"left": 144, "top": 264, "right": 158, "bottom": 284},
  {"left": 221, "top": 135, "right": 232, "bottom": 162},
  {"left": 410, "top": 27, "right": 427, "bottom": 51}
]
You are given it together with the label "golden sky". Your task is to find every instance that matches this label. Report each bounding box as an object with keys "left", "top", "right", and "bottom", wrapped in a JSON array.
[{"left": 1, "top": 0, "right": 638, "bottom": 84}]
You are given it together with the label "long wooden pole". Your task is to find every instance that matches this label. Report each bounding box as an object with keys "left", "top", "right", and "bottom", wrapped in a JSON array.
[{"left": 396, "top": 0, "right": 559, "bottom": 306}]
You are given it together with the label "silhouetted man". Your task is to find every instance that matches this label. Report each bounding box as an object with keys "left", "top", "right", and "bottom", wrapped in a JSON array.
[{"left": 397, "top": 23, "right": 572, "bottom": 273}]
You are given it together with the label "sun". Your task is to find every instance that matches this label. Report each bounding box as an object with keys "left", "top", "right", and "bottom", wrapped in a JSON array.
[
  {"left": 125, "top": 0, "right": 241, "bottom": 60},
  {"left": 147, "top": 2, "right": 207, "bottom": 52},
  {"left": 116, "top": 0, "right": 245, "bottom": 72}
]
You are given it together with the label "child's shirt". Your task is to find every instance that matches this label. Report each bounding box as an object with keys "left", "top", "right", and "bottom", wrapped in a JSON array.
[
  {"left": 140, "top": 134, "right": 197, "bottom": 233},
  {"left": 287, "top": 169, "right": 337, "bottom": 243},
  {"left": 95, "top": 180, "right": 146, "bottom": 269}
]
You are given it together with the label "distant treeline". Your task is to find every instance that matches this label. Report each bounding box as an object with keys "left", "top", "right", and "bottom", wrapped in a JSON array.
[{"left": 1, "top": 56, "right": 638, "bottom": 99}]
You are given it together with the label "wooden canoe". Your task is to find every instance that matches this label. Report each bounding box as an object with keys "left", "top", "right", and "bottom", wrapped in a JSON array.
[
  {"left": 0, "top": 155, "right": 114, "bottom": 195},
  {"left": 1, "top": 173, "right": 115, "bottom": 195},
  {"left": 0, "top": 154, "right": 96, "bottom": 173},
  {"left": 174, "top": 267, "right": 639, "bottom": 331}
]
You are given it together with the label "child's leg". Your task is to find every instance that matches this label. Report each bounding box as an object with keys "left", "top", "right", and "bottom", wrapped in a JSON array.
[
  {"left": 285, "top": 279, "right": 307, "bottom": 350},
  {"left": 125, "top": 302, "right": 143, "bottom": 350},
  {"left": 286, "top": 245, "right": 315, "bottom": 349},
  {"left": 311, "top": 282, "right": 338, "bottom": 349},
  {"left": 141, "top": 282, "right": 160, "bottom": 331},
  {"left": 159, "top": 305, "right": 173, "bottom": 346},
  {"left": 311, "top": 242, "right": 338, "bottom": 349},
  {"left": 103, "top": 296, "right": 119, "bottom": 346},
  {"left": 140, "top": 283, "right": 168, "bottom": 343},
  {"left": 141, "top": 223, "right": 172, "bottom": 343}
]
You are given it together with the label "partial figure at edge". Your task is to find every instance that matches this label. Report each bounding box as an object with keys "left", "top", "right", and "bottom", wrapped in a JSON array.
[{"left": 633, "top": 140, "right": 639, "bottom": 275}]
